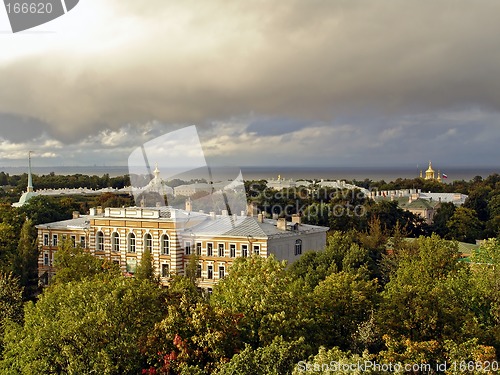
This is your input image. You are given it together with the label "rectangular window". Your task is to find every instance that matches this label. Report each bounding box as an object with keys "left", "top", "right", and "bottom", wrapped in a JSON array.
[
  {"left": 207, "top": 265, "right": 213, "bottom": 279},
  {"left": 242, "top": 244, "right": 248, "bottom": 258},
  {"left": 112, "top": 259, "right": 120, "bottom": 266},
  {"left": 197, "top": 264, "right": 202, "bottom": 278},
  {"left": 80, "top": 236, "right": 86, "bottom": 248},
  {"left": 162, "top": 235, "right": 169, "bottom": 255},
  {"left": 161, "top": 263, "right": 169, "bottom": 277},
  {"left": 230, "top": 244, "right": 236, "bottom": 258},
  {"left": 43, "top": 253, "right": 49, "bottom": 266},
  {"left": 52, "top": 234, "right": 58, "bottom": 247},
  {"left": 207, "top": 243, "right": 213, "bottom": 257},
  {"left": 196, "top": 242, "right": 202, "bottom": 256},
  {"left": 43, "top": 234, "right": 49, "bottom": 246},
  {"left": 185, "top": 241, "right": 191, "bottom": 255},
  {"left": 207, "top": 288, "right": 213, "bottom": 294},
  {"left": 295, "top": 240, "right": 302, "bottom": 256},
  {"left": 219, "top": 266, "right": 225, "bottom": 279},
  {"left": 218, "top": 243, "right": 224, "bottom": 257},
  {"left": 253, "top": 245, "right": 260, "bottom": 256},
  {"left": 70, "top": 235, "right": 76, "bottom": 247}
]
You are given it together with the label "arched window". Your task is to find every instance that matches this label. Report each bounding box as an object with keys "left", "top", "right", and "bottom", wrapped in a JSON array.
[
  {"left": 96, "top": 231, "right": 104, "bottom": 251},
  {"left": 295, "top": 239, "right": 302, "bottom": 256},
  {"left": 128, "top": 233, "right": 136, "bottom": 253},
  {"left": 111, "top": 232, "right": 120, "bottom": 252},
  {"left": 161, "top": 234, "right": 169, "bottom": 255},
  {"left": 144, "top": 233, "right": 152, "bottom": 253}
]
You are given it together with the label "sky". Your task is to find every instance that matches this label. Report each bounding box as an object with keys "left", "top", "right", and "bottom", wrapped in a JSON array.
[{"left": 0, "top": 0, "right": 499, "bottom": 171}]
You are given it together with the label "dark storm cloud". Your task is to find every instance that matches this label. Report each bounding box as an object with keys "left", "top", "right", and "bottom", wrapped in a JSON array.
[
  {"left": 0, "top": 0, "right": 499, "bottom": 167},
  {"left": 0, "top": 113, "right": 48, "bottom": 142}
]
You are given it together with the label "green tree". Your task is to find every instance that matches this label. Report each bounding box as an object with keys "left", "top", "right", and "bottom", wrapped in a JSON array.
[
  {"left": 53, "top": 239, "right": 119, "bottom": 284},
  {"left": 11, "top": 219, "right": 38, "bottom": 300},
  {"left": 310, "top": 272, "right": 378, "bottom": 351},
  {"left": 215, "top": 336, "right": 307, "bottom": 375},
  {"left": 447, "top": 206, "right": 483, "bottom": 243},
  {"left": 135, "top": 248, "right": 154, "bottom": 282},
  {"left": 0, "top": 272, "right": 24, "bottom": 355},
  {"left": 378, "top": 236, "right": 482, "bottom": 346},
  {"left": 211, "top": 255, "right": 306, "bottom": 348},
  {"left": 431, "top": 202, "right": 456, "bottom": 238},
  {"left": 2, "top": 277, "right": 166, "bottom": 374},
  {"left": 144, "top": 297, "right": 242, "bottom": 374}
]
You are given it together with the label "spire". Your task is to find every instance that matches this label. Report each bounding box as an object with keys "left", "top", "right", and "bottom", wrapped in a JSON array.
[
  {"left": 27, "top": 151, "right": 33, "bottom": 193},
  {"left": 153, "top": 163, "right": 160, "bottom": 179}
]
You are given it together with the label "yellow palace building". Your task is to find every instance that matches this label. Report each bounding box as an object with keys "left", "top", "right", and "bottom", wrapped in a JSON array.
[{"left": 36, "top": 205, "right": 328, "bottom": 290}]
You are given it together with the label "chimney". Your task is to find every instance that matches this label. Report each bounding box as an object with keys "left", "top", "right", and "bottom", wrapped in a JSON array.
[
  {"left": 89, "top": 208, "right": 96, "bottom": 216},
  {"left": 221, "top": 209, "right": 228, "bottom": 216},
  {"left": 409, "top": 195, "right": 413, "bottom": 203},
  {"left": 247, "top": 202, "right": 257, "bottom": 217},
  {"left": 272, "top": 213, "right": 279, "bottom": 220},
  {"left": 96, "top": 206, "right": 103, "bottom": 215},
  {"left": 257, "top": 213, "right": 264, "bottom": 223},
  {"left": 291, "top": 214, "right": 301, "bottom": 224},
  {"left": 72, "top": 211, "right": 80, "bottom": 219},
  {"left": 185, "top": 198, "right": 192, "bottom": 212},
  {"left": 241, "top": 210, "right": 246, "bottom": 217},
  {"left": 277, "top": 218, "right": 287, "bottom": 231},
  {"left": 210, "top": 211, "right": 216, "bottom": 220}
]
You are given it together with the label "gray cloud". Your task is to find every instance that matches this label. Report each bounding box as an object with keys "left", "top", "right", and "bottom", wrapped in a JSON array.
[{"left": 0, "top": 0, "right": 499, "bottom": 167}]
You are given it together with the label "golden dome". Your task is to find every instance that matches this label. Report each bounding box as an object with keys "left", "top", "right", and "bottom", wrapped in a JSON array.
[{"left": 426, "top": 161, "right": 434, "bottom": 173}]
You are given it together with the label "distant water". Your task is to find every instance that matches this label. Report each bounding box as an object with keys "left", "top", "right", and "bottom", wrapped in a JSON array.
[{"left": 0, "top": 165, "right": 498, "bottom": 183}]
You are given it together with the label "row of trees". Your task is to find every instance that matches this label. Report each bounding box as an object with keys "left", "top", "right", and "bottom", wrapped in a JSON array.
[
  {"left": 245, "top": 173, "right": 500, "bottom": 241},
  {"left": 1, "top": 228, "right": 499, "bottom": 374}
]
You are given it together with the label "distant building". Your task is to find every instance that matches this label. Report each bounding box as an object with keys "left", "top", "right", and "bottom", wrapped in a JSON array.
[
  {"left": 370, "top": 188, "right": 467, "bottom": 224},
  {"left": 419, "top": 161, "right": 443, "bottom": 182},
  {"left": 36, "top": 206, "right": 328, "bottom": 288}
]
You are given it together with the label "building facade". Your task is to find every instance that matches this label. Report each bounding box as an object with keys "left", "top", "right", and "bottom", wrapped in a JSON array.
[{"left": 36, "top": 206, "right": 328, "bottom": 288}]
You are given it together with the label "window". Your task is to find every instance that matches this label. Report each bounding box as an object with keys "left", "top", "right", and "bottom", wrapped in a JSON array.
[
  {"left": 196, "top": 242, "right": 202, "bottom": 256},
  {"left": 207, "top": 265, "right": 213, "bottom": 279},
  {"left": 207, "top": 243, "right": 213, "bottom": 257},
  {"left": 43, "top": 234, "right": 49, "bottom": 246},
  {"left": 295, "top": 239, "right": 302, "bottom": 256},
  {"left": 242, "top": 244, "right": 248, "bottom": 258},
  {"left": 144, "top": 233, "right": 152, "bottom": 253},
  {"left": 161, "top": 263, "right": 170, "bottom": 277},
  {"left": 207, "top": 288, "right": 213, "bottom": 294},
  {"left": 230, "top": 244, "right": 236, "bottom": 258},
  {"left": 52, "top": 234, "right": 58, "bottom": 247},
  {"left": 43, "top": 253, "right": 49, "bottom": 266},
  {"left": 112, "top": 259, "right": 120, "bottom": 266},
  {"left": 185, "top": 241, "right": 191, "bottom": 255},
  {"left": 253, "top": 245, "right": 260, "bottom": 256},
  {"left": 96, "top": 231, "right": 104, "bottom": 251},
  {"left": 111, "top": 232, "right": 120, "bottom": 252},
  {"left": 128, "top": 233, "right": 136, "bottom": 253},
  {"left": 197, "top": 264, "right": 202, "bottom": 278},
  {"left": 218, "top": 243, "right": 224, "bottom": 257},
  {"left": 80, "top": 235, "right": 86, "bottom": 248},
  {"left": 70, "top": 235, "right": 76, "bottom": 247},
  {"left": 219, "top": 266, "right": 225, "bottom": 279},
  {"left": 161, "top": 234, "right": 169, "bottom": 255}
]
